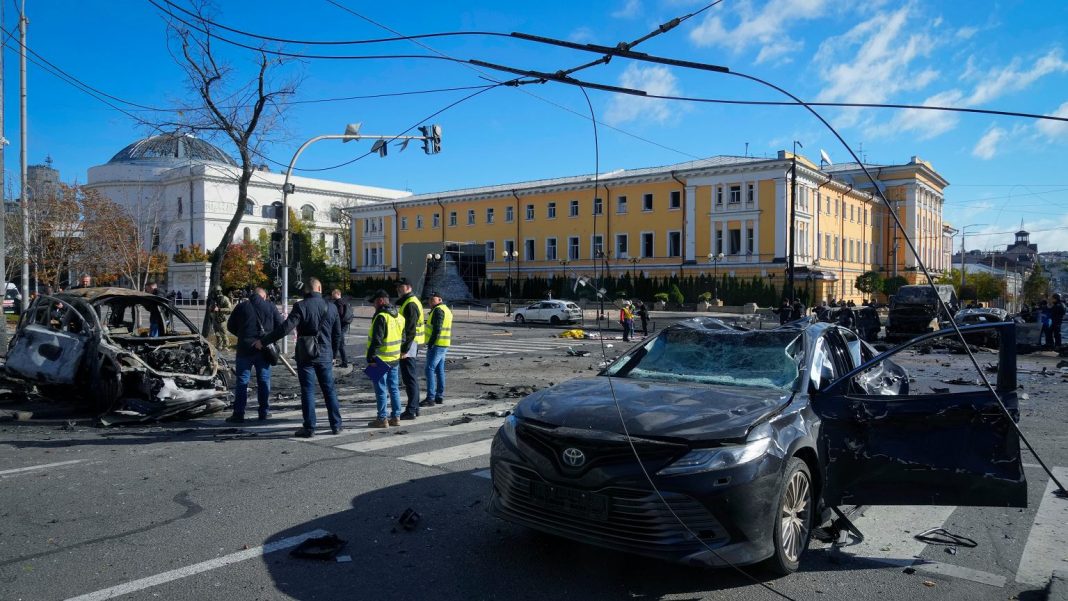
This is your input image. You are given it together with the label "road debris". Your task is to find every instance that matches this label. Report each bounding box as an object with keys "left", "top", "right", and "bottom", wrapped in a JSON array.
[
  {"left": 398, "top": 508, "right": 421, "bottom": 531},
  {"left": 566, "top": 347, "right": 590, "bottom": 357},
  {"left": 290, "top": 533, "right": 347, "bottom": 560}
]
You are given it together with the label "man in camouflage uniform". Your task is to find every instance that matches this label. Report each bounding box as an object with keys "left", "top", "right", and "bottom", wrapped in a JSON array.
[{"left": 209, "top": 285, "right": 234, "bottom": 348}]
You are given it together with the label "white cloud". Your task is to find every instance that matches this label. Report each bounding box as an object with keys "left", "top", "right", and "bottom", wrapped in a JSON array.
[
  {"left": 955, "top": 26, "right": 978, "bottom": 40},
  {"left": 966, "top": 49, "right": 1068, "bottom": 105},
  {"left": 611, "top": 0, "right": 641, "bottom": 19},
  {"left": 688, "top": 0, "right": 829, "bottom": 64},
  {"left": 972, "top": 126, "right": 1005, "bottom": 159},
  {"left": 869, "top": 89, "right": 963, "bottom": 140},
  {"left": 568, "top": 27, "right": 595, "bottom": 43},
  {"left": 604, "top": 64, "right": 684, "bottom": 126},
  {"left": 1036, "top": 101, "right": 1068, "bottom": 139}
]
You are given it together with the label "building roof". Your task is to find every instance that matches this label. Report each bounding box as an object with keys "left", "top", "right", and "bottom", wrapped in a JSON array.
[{"left": 107, "top": 133, "right": 238, "bottom": 167}]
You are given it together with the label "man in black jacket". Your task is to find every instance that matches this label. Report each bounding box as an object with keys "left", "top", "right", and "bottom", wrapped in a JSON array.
[
  {"left": 1051, "top": 293, "right": 1065, "bottom": 348},
  {"left": 256, "top": 277, "right": 343, "bottom": 437},
  {"left": 225, "top": 288, "right": 283, "bottom": 423},
  {"left": 331, "top": 288, "right": 353, "bottom": 367},
  {"left": 394, "top": 278, "right": 424, "bottom": 420}
]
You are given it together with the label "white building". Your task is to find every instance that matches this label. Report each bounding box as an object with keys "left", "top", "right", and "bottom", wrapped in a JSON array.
[{"left": 86, "top": 133, "right": 410, "bottom": 261}]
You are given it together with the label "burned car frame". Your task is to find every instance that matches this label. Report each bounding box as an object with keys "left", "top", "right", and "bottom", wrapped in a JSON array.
[
  {"left": 489, "top": 317, "right": 1025, "bottom": 575},
  {"left": 3, "top": 288, "right": 229, "bottom": 422}
]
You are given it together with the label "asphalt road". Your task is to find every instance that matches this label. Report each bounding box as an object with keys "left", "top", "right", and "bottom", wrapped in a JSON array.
[{"left": 1, "top": 313, "right": 1066, "bottom": 601}]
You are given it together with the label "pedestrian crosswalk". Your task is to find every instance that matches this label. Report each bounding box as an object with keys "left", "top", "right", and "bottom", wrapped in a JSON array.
[{"left": 446, "top": 338, "right": 598, "bottom": 359}]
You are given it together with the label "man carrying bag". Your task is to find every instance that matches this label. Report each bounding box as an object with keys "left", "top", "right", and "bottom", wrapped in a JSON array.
[
  {"left": 256, "top": 278, "right": 343, "bottom": 437},
  {"left": 225, "top": 287, "right": 283, "bottom": 423}
]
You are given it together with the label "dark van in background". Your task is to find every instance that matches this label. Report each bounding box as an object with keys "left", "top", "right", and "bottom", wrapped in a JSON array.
[{"left": 886, "top": 284, "right": 959, "bottom": 341}]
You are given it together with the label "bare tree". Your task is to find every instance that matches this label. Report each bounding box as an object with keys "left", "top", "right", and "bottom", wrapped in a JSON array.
[
  {"left": 4, "top": 184, "right": 85, "bottom": 290},
  {"left": 163, "top": 2, "right": 296, "bottom": 331},
  {"left": 80, "top": 188, "right": 168, "bottom": 290}
]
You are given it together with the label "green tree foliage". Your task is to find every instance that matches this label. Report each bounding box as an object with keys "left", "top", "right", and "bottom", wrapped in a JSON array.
[
  {"left": 221, "top": 241, "right": 267, "bottom": 291},
  {"left": 935, "top": 269, "right": 962, "bottom": 297},
  {"left": 881, "top": 275, "right": 909, "bottom": 297},
  {"left": 854, "top": 271, "right": 884, "bottom": 296},
  {"left": 669, "top": 284, "right": 685, "bottom": 306},
  {"left": 1023, "top": 262, "right": 1050, "bottom": 305},
  {"left": 288, "top": 210, "right": 347, "bottom": 293},
  {"left": 968, "top": 271, "right": 1007, "bottom": 302}
]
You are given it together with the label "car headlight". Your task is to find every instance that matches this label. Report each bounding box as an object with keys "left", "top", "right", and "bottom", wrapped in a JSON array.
[
  {"left": 499, "top": 414, "right": 518, "bottom": 445},
  {"left": 657, "top": 430, "right": 772, "bottom": 477}
]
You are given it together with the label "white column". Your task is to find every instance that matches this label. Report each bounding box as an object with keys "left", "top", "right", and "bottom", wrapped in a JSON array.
[
  {"left": 743, "top": 220, "right": 751, "bottom": 260},
  {"left": 684, "top": 185, "right": 697, "bottom": 262},
  {"left": 904, "top": 185, "right": 918, "bottom": 268},
  {"left": 349, "top": 214, "right": 358, "bottom": 269},
  {"left": 721, "top": 220, "right": 729, "bottom": 257},
  {"left": 753, "top": 216, "right": 761, "bottom": 263}
]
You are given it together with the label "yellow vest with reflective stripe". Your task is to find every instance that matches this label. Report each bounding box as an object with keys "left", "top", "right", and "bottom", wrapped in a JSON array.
[
  {"left": 367, "top": 310, "right": 403, "bottom": 363},
  {"left": 399, "top": 295, "right": 425, "bottom": 341},
  {"left": 424, "top": 304, "right": 453, "bottom": 347}
]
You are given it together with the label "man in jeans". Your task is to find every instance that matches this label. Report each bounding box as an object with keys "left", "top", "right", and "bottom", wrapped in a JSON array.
[
  {"left": 395, "top": 278, "right": 424, "bottom": 421},
  {"left": 420, "top": 292, "right": 452, "bottom": 408},
  {"left": 256, "top": 278, "right": 343, "bottom": 437},
  {"left": 225, "top": 288, "right": 283, "bottom": 423},
  {"left": 366, "top": 289, "right": 403, "bottom": 428},
  {"left": 330, "top": 288, "right": 353, "bottom": 368}
]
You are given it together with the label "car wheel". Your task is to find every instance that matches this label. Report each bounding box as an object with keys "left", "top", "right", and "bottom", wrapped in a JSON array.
[
  {"left": 764, "top": 457, "right": 813, "bottom": 576},
  {"left": 550, "top": 315, "right": 561, "bottom": 325},
  {"left": 514, "top": 314, "right": 525, "bottom": 324}
]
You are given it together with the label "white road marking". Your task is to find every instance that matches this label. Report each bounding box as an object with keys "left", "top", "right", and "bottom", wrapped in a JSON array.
[
  {"left": 913, "top": 561, "right": 1006, "bottom": 587},
  {"left": 64, "top": 529, "right": 329, "bottom": 601},
  {"left": 400, "top": 438, "right": 494, "bottom": 466},
  {"left": 0, "top": 460, "right": 84, "bottom": 477},
  {"left": 335, "top": 419, "right": 502, "bottom": 452},
  {"left": 1015, "top": 467, "right": 1068, "bottom": 586},
  {"left": 288, "top": 400, "right": 515, "bottom": 443}
]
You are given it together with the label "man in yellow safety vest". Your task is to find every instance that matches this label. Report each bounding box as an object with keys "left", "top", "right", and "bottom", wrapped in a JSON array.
[
  {"left": 420, "top": 291, "right": 453, "bottom": 407},
  {"left": 365, "top": 289, "right": 404, "bottom": 428}
]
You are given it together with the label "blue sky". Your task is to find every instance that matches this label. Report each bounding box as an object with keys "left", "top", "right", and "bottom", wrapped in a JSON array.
[{"left": 5, "top": 0, "right": 1068, "bottom": 252}]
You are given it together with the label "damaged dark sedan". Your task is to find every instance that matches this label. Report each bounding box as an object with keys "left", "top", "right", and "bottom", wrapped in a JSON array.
[
  {"left": 3, "top": 288, "right": 229, "bottom": 423},
  {"left": 489, "top": 317, "right": 1025, "bottom": 575}
]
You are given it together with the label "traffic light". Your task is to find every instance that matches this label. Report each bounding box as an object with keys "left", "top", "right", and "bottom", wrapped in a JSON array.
[
  {"left": 418, "top": 126, "right": 431, "bottom": 154},
  {"left": 270, "top": 232, "right": 283, "bottom": 263},
  {"left": 290, "top": 234, "right": 303, "bottom": 264},
  {"left": 272, "top": 201, "right": 284, "bottom": 231},
  {"left": 431, "top": 124, "right": 441, "bottom": 154}
]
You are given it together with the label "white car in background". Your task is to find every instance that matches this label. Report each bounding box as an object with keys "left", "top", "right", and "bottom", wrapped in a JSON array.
[{"left": 513, "top": 300, "right": 582, "bottom": 325}]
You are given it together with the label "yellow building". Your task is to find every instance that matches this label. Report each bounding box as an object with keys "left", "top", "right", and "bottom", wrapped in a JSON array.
[{"left": 346, "top": 152, "right": 949, "bottom": 304}]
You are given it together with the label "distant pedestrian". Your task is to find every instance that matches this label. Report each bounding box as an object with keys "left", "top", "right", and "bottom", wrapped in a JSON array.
[
  {"left": 366, "top": 289, "right": 403, "bottom": 428},
  {"left": 1037, "top": 300, "right": 1053, "bottom": 348},
  {"left": 790, "top": 300, "right": 804, "bottom": 321},
  {"left": 1051, "top": 293, "right": 1065, "bottom": 348},
  {"left": 775, "top": 299, "right": 791, "bottom": 325},
  {"left": 256, "top": 277, "right": 343, "bottom": 437},
  {"left": 73, "top": 274, "right": 92, "bottom": 289},
  {"left": 837, "top": 305, "right": 856, "bottom": 331},
  {"left": 331, "top": 288, "right": 353, "bottom": 368},
  {"left": 395, "top": 278, "right": 424, "bottom": 421},
  {"left": 176, "top": 290, "right": 183, "bottom": 305},
  {"left": 619, "top": 301, "right": 634, "bottom": 342},
  {"left": 191, "top": 288, "right": 199, "bottom": 305},
  {"left": 208, "top": 286, "right": 233, "bottom": 348},
  {"left": 226, "top": 287, "right": 283, "bottom": 423},
  {"left": 635, "top": 300, "right": 650, "bottom": 336},
  {"left": 420, "top": 292, "right": 452, "bottom": 408}
]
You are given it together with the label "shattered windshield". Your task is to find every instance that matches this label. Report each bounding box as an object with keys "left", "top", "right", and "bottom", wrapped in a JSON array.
[{"left": 604, "top": 328, "right": 803, "bottom": 390}]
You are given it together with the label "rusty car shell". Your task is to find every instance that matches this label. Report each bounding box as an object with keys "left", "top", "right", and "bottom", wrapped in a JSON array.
[{"left": 3, "top": 287, "right": 228, "bottom": 422}]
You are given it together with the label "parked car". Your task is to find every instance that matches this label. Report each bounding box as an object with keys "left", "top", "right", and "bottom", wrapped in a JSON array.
[
  {"left": 512, "top": 300, "right": 582, "bottom": 325},
  {"left": 954, "top": 307, "right": 1016, "bottom": 347},
  {"left": 2, "top": 287, "right": 229, "bottom": 422},
  {"left": 489, "top": 317, "right": 1024, "bottom": 575},
  {"left": 3, "top": 284, "right": 21, "bottom": 316}
]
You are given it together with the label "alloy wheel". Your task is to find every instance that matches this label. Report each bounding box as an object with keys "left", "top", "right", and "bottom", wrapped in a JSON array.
[{"left": 779, "top": 468, "right": 811, "bottom": 563}]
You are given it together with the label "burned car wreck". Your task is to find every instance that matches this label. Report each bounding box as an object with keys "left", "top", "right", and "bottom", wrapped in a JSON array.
[
  {"left": 489, "top": 317, "right": 1025, "bottom": 575},
  {"left": 3, "top": 288, "right": 229, "bottom": 423}
]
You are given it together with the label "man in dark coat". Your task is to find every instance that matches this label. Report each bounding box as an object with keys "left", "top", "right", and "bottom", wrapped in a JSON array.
[
  {"left": 256, "top": 277, "right": 343, "bottom": 437},
  {"left": 226, "top": 287, "right": 283, "bottom": 423},
  {"left": 1051, "top": 293, "right": 1065, "bottom": 348},
  {"left": 331, "top": 288, "right": 354, "bottom": 367}
]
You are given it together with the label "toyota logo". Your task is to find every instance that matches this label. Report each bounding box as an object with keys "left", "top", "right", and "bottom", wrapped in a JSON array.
[{"left": 562, "top": 447, "right": 586, "bottom": 468}]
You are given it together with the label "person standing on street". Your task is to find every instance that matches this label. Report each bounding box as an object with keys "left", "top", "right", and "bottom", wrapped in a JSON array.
[
  {"left": 635, "top": 300, "right": 650, "bottom": 337},
  {"left": 420, "top": 292, "right": 452, "bottom": 408},
  {"left": 619, "top": 301, "right": 634, "bottom": 342},
  {"left": 226, "top": 288, "right": 283, "bottom": 423},
  {"left": 331, "top": 289, "right": 353, "bottom": 368},
  {"left": 1037, "top": 300, "right": 1053, "bottom": 348},
  {"left": 256, "top": 277, "right": 343, "bottom": 437},
  {"left": 1051, "top": 293, "right": 1065, "bottom": 348},
  {"left": 366, "top": 289, "right": 403, "bottom": 428},
  {"left": 208, "top": 286, "right": 234, "bottom": 348},
  {"left": 395, "top": 278, "right": 424, "bottom": 421}
]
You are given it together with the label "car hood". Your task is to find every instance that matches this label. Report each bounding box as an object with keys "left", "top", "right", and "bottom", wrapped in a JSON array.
[{"left": 513, "top": 377, "right": 791, "bottom": 443}]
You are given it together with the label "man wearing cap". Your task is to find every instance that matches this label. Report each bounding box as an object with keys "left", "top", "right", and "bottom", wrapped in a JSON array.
[
  {"left": 366, "top": 289, "right": 403, "bottom": 428},
  {"left": 255, "top": 277, "right": 344, "bottom": 437},
  {"left": 420, "top": 291, "right": 452, "bottom": 408},
  {"left": 394, "top": 278, "right": 424, "bottom": 420}
]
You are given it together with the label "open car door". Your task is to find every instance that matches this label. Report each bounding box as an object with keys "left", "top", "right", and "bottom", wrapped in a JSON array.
[{"left": 812, "top": 322, "right": 1026, "bottom": 508}]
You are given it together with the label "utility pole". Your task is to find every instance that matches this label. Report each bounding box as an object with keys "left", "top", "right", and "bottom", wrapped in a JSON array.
[
  {"left": 19, "top": 0, "right": 29, "bottom": 311},
  {"left": 0, "top": 0, "right": 7, "bottom": 350}
]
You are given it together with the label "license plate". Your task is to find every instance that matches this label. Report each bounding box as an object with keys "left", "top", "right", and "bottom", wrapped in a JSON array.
[{"left": 530, "top": 481, "right": 609, "bottom": 521}]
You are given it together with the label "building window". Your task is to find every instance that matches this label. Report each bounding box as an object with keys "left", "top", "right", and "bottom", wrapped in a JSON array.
[
  {"left": 546, "top": 238, "right": 558, "bottom": 261},
  {"left": 244, "top": 200, "right": 255, "bottom": 216},
  {"left": 449, "top": 211, "right": 457, "bottom": 226},
  {"left": 729, "top": 185, "right": 741, "bottom": 204},
  {"left": 243, "top": 227, "right": 251, "bottom": 242},
  {"left": 524, "top": 239, "right": 535, "bottom": 261},
  {"left": 592, "top": 235, "right": 604, "bottom": 258},
  {"left": 715, "top": 230, "right": 723, "bottom": 255},
  {"left": 432, "top": 213, "right": 440, "bottom": 228},
  {"left": 486, "top": 208, "right": 494, "bottom": 224},
  {"left": 505, "top": 206, "right": 514, "bottom": 222},
  {"left": 669, "top": 190, "right": 681, "bottom": 209},
  {"left": 568, "top": 236, "right": 579, "bottom": 260},
  {"left": 716, "top": 187, "right": 723, "bottom": 205},
  {"left": 400, "top": 217, "right": 408, "bottom": 230},
  {"left": 569, "top": 200, "right": 579, "bottom": 217},
  {"left": 593, "top": 197, "right": 603, "bottom": 215},
  {"left": 547, "top": 202, "right": 557, "bottom": 219},
  {"left": 617, "top": 195, "right": 628, "bottom": 214},
  {"left": 641, "top": 232, "right": 654, "bottom": 258},
  {"left": 833, "top": 236, "right": 839, "bottom": 260},
  {"left": 177, "top": 196, "right": 183, "bottom": 216},
  {"left": 667, "top": 231, "right": 681, "bottom": 257},
  {"left": 301, "top": 205, "right": 315, "bottom": 221},
  {"left": 526, "top": 204, "right": 535, "bottom": 221},
  {"left": 616, "top": 233, "right": 628, "bottom": 258},
  {"left": 485, "top": 240, "right": 495, "bottom": 262},
  {"left": 824, "top": 234, "right": 831, "bottom": 259},
  {"left": 504, "top": 240, "right": 515, "bottom": 256},
  {"left": 416, "top": 215, "right": 423, "bottom": 229},
  {"left": 642, "top": 193, "right": 653, "bottom": 212},
  {"left": 747, "top": 183, "right": 755, "bottom": 204},
  {"left": 330, "top": 207, "right": 342, "bottom": 223},
  {"left": 467, "top": 209, "right": 475, "bottom": 225},
  {"left": 729, "top": 229, "right": 741, "bottom": 254},
  {"left": 746, "top": 228, "right": 754, "bottom": 254}
]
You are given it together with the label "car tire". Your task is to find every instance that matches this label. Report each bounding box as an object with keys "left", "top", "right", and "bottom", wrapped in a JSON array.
[
  {"left": 514, "top": 314, "right": 525, "bottom": 324},
  {"left": 550, "top": 315, "right": 561, "bottom": 325},
  {"left": 763, "top": 457, "right": 813, "bottom": 576}
]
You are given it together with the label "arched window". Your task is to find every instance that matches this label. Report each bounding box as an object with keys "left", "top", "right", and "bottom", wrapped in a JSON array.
[
  {"left": 243, "top": 227, "right": 251, "bottom": 242},
  {"left": 301, "top": 205, "right": 316, "bottom": 221},
  {"left": 244, "top": 199, "right": 256, "bottom": 216},
  {"left": 330, "top": 206, "right": 342, "bottom": 223}
]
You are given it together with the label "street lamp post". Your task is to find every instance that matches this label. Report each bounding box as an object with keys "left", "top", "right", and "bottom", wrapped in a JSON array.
[
  {"left": 628, "top": 257, "right": 640, "bottom": 281},
  {"left": 425, "top": 252, "right": 442, "bottom": 294},
  {"left": 558, "top": 259, "right": 571, "bottom": 298},
  {"left": 502, "top": 250, "right": 518, "bottom": 315},
  {"left": 959, "top": 223, "right": 989, "bottom": 291},
  {"left": 707, "top": 252, "right": 724, "bottom": 301}
]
